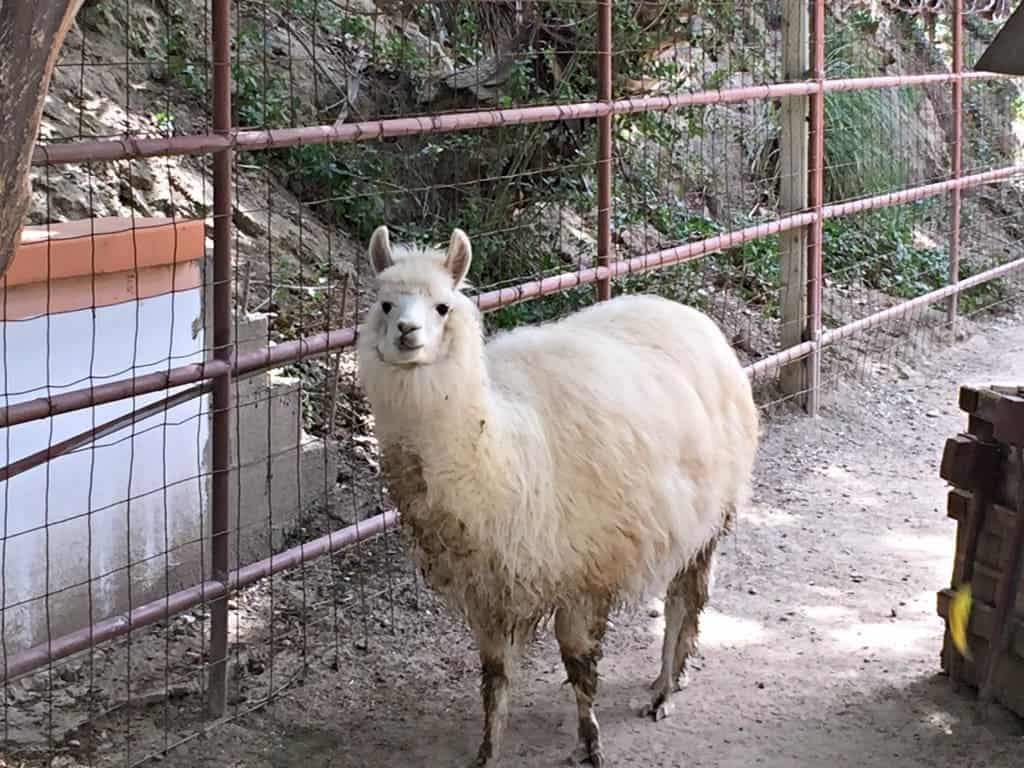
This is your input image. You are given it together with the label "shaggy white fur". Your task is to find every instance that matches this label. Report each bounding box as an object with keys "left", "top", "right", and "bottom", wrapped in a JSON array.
[{"left": 357, "top": 226, "right": 759, "bottom": 766}]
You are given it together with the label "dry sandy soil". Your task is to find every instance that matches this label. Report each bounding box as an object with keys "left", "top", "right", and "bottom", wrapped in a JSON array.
[{"left": 6, "top": 311, "right": 1024, "bottom": 768}]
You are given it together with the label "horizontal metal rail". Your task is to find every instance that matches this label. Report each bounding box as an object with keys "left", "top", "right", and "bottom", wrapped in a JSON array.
[
  {"left": 31, "top": 71, "right": 1009, "bottom": 167},
  {"left": 1, "top": 509, "right": 398, "bottom": 682},
  {"left": 819, "top": 255, "right": 1024, "bottom": 346},
  {"left": 3, "top": 162, "right": 1020, "bottom": 430},
  {"left": 0, "top": 382, "right": 212, "bottom": 482}
]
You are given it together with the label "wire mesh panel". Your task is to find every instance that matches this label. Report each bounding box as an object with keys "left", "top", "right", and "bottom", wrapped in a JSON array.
[{"left": 1, "top": 0, "right": 1023, "bottom": 765}]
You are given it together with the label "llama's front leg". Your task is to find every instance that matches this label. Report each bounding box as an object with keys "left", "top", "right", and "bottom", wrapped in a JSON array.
[
  {"left": 474, "top": 641, "right": 510, "bottom": 766},
  {"left": 471, "top": 621, "right": 531, "bottom": 766},
  {"left": 555, "top": 601, "right": 609, "bottom": 767}
]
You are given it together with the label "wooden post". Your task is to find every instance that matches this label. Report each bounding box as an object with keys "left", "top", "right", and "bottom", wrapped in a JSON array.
[
  {"left": 0, "top": 0, "right": 85, "bottom": 278},
  {"left": 778, "top": 0, "right": 809, "bottom": 404}
]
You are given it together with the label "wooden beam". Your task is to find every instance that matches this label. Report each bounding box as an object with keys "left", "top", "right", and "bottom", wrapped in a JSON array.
[
  {"left": 0, "top": 0, "right": 85, "bottom": 278},
  {"left": 778, "top": 0, "right": 810, "bottom": 403}
]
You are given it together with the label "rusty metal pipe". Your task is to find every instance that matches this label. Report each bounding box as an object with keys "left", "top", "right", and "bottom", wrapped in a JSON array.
[
  {"left": 805, "top": 0, "right": 826, "bottom": 416},
  {"left": 1, "top": 509, "right": 398, "bottom": 683},
  {"left": 819, "top": 254, "right": 1024, "bottom": 347},
  {"left": 746, "top": 341, "right": 817, "bottom": 381},
  {"left": 0, "top": 382, "right": 212, "bottom": 482},
  {"left": 949, "top": 0, "right": 964, "bottom": 324},
  {"left": 1, "top": 580, "right": 227, "bottom": 683},
  {"left": 207, "top": 0, "right": 233, "bottom": 717},
  {"left": 0, "top": 360, "right": 228, "bottom": 428},
  {"left": 595, "top": 0, "right": 613, "bottom": 302},
  {"left": 30, "top": 73, "right": 1010, "bottom": 168},
  {"left": 821, "top": 165, "right": 1022, "bottom": 218}
]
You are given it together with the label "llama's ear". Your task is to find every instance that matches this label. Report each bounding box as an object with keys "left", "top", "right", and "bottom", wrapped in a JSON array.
[
  {"left": 444, "top": 228, "right": 472, "bottom": 287},
  {"left": 368, "top": 225, "right": 393, "bottom": 275}
]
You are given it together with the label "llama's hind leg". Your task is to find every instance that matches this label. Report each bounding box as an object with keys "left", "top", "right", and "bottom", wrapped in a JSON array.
[
  {"left": 671, "top": 538, "right": 716, "bottom": 687},
  {"left": 643, "top": 573, "right": 687, "bottom": 721},
  {"left": 555, "top": 599, "right": 610, "bottom": 767},
  {"left": 644, "top": 538, "right": 716, "bottom": 721}
]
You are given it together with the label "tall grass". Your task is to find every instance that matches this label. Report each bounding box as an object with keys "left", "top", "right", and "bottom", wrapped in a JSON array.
[{"left": 822, "top": 39, "right": 920, "bottom": 203}]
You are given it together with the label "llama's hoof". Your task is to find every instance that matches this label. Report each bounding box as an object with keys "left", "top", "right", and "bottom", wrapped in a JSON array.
[
  {"left": 567, "top": 739, "right": 605, "bottom": 767},
  {"left": 639, "top": 697, "right": 676, "bottom": 722},
  {"left": 469, "top": 744, "right": 495, "bottom": 766}
]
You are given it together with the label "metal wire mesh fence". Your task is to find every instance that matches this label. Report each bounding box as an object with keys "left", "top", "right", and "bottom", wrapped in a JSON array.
[{"left": 1, "top": 0, "right": 1023, "bottom": 765}]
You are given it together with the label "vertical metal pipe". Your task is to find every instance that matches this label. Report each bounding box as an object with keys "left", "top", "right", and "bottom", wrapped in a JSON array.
[
  {"left": 595, "top": 0, "right": 613, "bottom": 302},
  {"left": 948, "top": 0, "right": 963, "bottom": 326},
  {"left": 208, "top": 0, "right": 233, "bottom": 718},
  {"left": 806, "top": 0, "right": 826, "bottom": 416}
]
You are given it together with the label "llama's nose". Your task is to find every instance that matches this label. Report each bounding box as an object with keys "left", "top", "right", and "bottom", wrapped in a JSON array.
[{"left": 397, "top": 320, "right": 420, "bottom": 335}]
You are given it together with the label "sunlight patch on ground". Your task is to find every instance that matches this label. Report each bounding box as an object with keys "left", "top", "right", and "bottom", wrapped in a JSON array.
[
  {"left": 804, "top": 584, "right": 844, "bottom": 599},
  {"left": 741, "top": 505, "right": 798, "bottom": 529},
  {"left": 823, "top": 464, "right": 851, "bottom": 480},
  {"left": 879, "top": 532, "right": 954, "bottom": 582},
  {"left": 881, "top": 532, "right": 950, "bottom": 559},
  {"left": 829, "top": 619, "right": 936, "bottom": 654},
  {"left": 698, "top": 609, "right": 768, "bottom": 649},
  {"left": 801, "top": 604, "right": 857, "bottom": 623},
  {"left": 640, "top": 603, "right": 768, "bottom": 650}
]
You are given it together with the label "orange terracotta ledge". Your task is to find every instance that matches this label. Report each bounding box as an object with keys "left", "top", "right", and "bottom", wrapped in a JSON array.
[{"left": 1, "top": 217, "right": 205, "bottom": 321}]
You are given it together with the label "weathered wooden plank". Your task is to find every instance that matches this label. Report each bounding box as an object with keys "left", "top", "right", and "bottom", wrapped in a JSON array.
[
  {"left": 940, "top": 434, "right": 1003, "bottom": 493},
  {"left": 947, "top": 488, "right": 972, "bottom": 521},
  {"left": 978, "top": 452, "right": 1024, "bottom": 712},
  {"left": 961, "top": 388, "right": 1024, "bottom": 446},
  {"left": 778, "top": 0, "right": 809, "bottom": 402}
]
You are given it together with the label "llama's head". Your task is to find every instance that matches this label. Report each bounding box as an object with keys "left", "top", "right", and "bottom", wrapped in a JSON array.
[{"left": 363, "top": 225, "right": 474, "bottom": 367}]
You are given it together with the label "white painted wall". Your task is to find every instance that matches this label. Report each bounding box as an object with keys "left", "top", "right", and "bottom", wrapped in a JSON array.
[{"left": 0, "top": 289, "right": 209, "bottom": 654}]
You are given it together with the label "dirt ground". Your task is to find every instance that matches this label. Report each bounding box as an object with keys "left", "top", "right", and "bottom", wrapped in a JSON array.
[{"left": 6, "top": 311, "right": 1024, "bottom": 768}]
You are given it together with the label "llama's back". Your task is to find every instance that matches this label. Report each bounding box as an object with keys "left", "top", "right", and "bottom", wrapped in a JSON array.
[{"left": 485, "top": 294, "right": 757, "bottom": 603}]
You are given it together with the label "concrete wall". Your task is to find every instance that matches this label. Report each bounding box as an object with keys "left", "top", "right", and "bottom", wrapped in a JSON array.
[
  {"left": 0, "top": 223, "right": 336, "bottom": 656},
  {"left": 0, "top": 289, "right": 210, "bottom": 652},
  {"left": 229, "top": 314, "right": 338, "bottom": 568}
]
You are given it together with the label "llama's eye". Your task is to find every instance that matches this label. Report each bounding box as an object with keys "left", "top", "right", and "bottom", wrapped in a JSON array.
[
  {"left": 436, "top": 303, "right": 450, "bottom": 317},
  {"left": 381, "top": 301, "right": 393, "bottom": 314}
]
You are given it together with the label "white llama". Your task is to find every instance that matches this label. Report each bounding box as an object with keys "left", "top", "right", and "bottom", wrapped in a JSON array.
[{"left": 357, "top": 226, "right": 759, "bottom": 766}]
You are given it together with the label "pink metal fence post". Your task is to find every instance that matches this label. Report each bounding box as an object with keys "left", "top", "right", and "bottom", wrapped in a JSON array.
[
  {"left": 208, "top": 0, "right": 234, "bottom": 718},
  {"left": 806, "top": 0, "right": 826, "bottom": 416},
  {"left": 949, "top": 0, "right": 964, "bottom": 325},
  {"left": 596, "top": 0, "right": 613, "bottom": 302}
]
